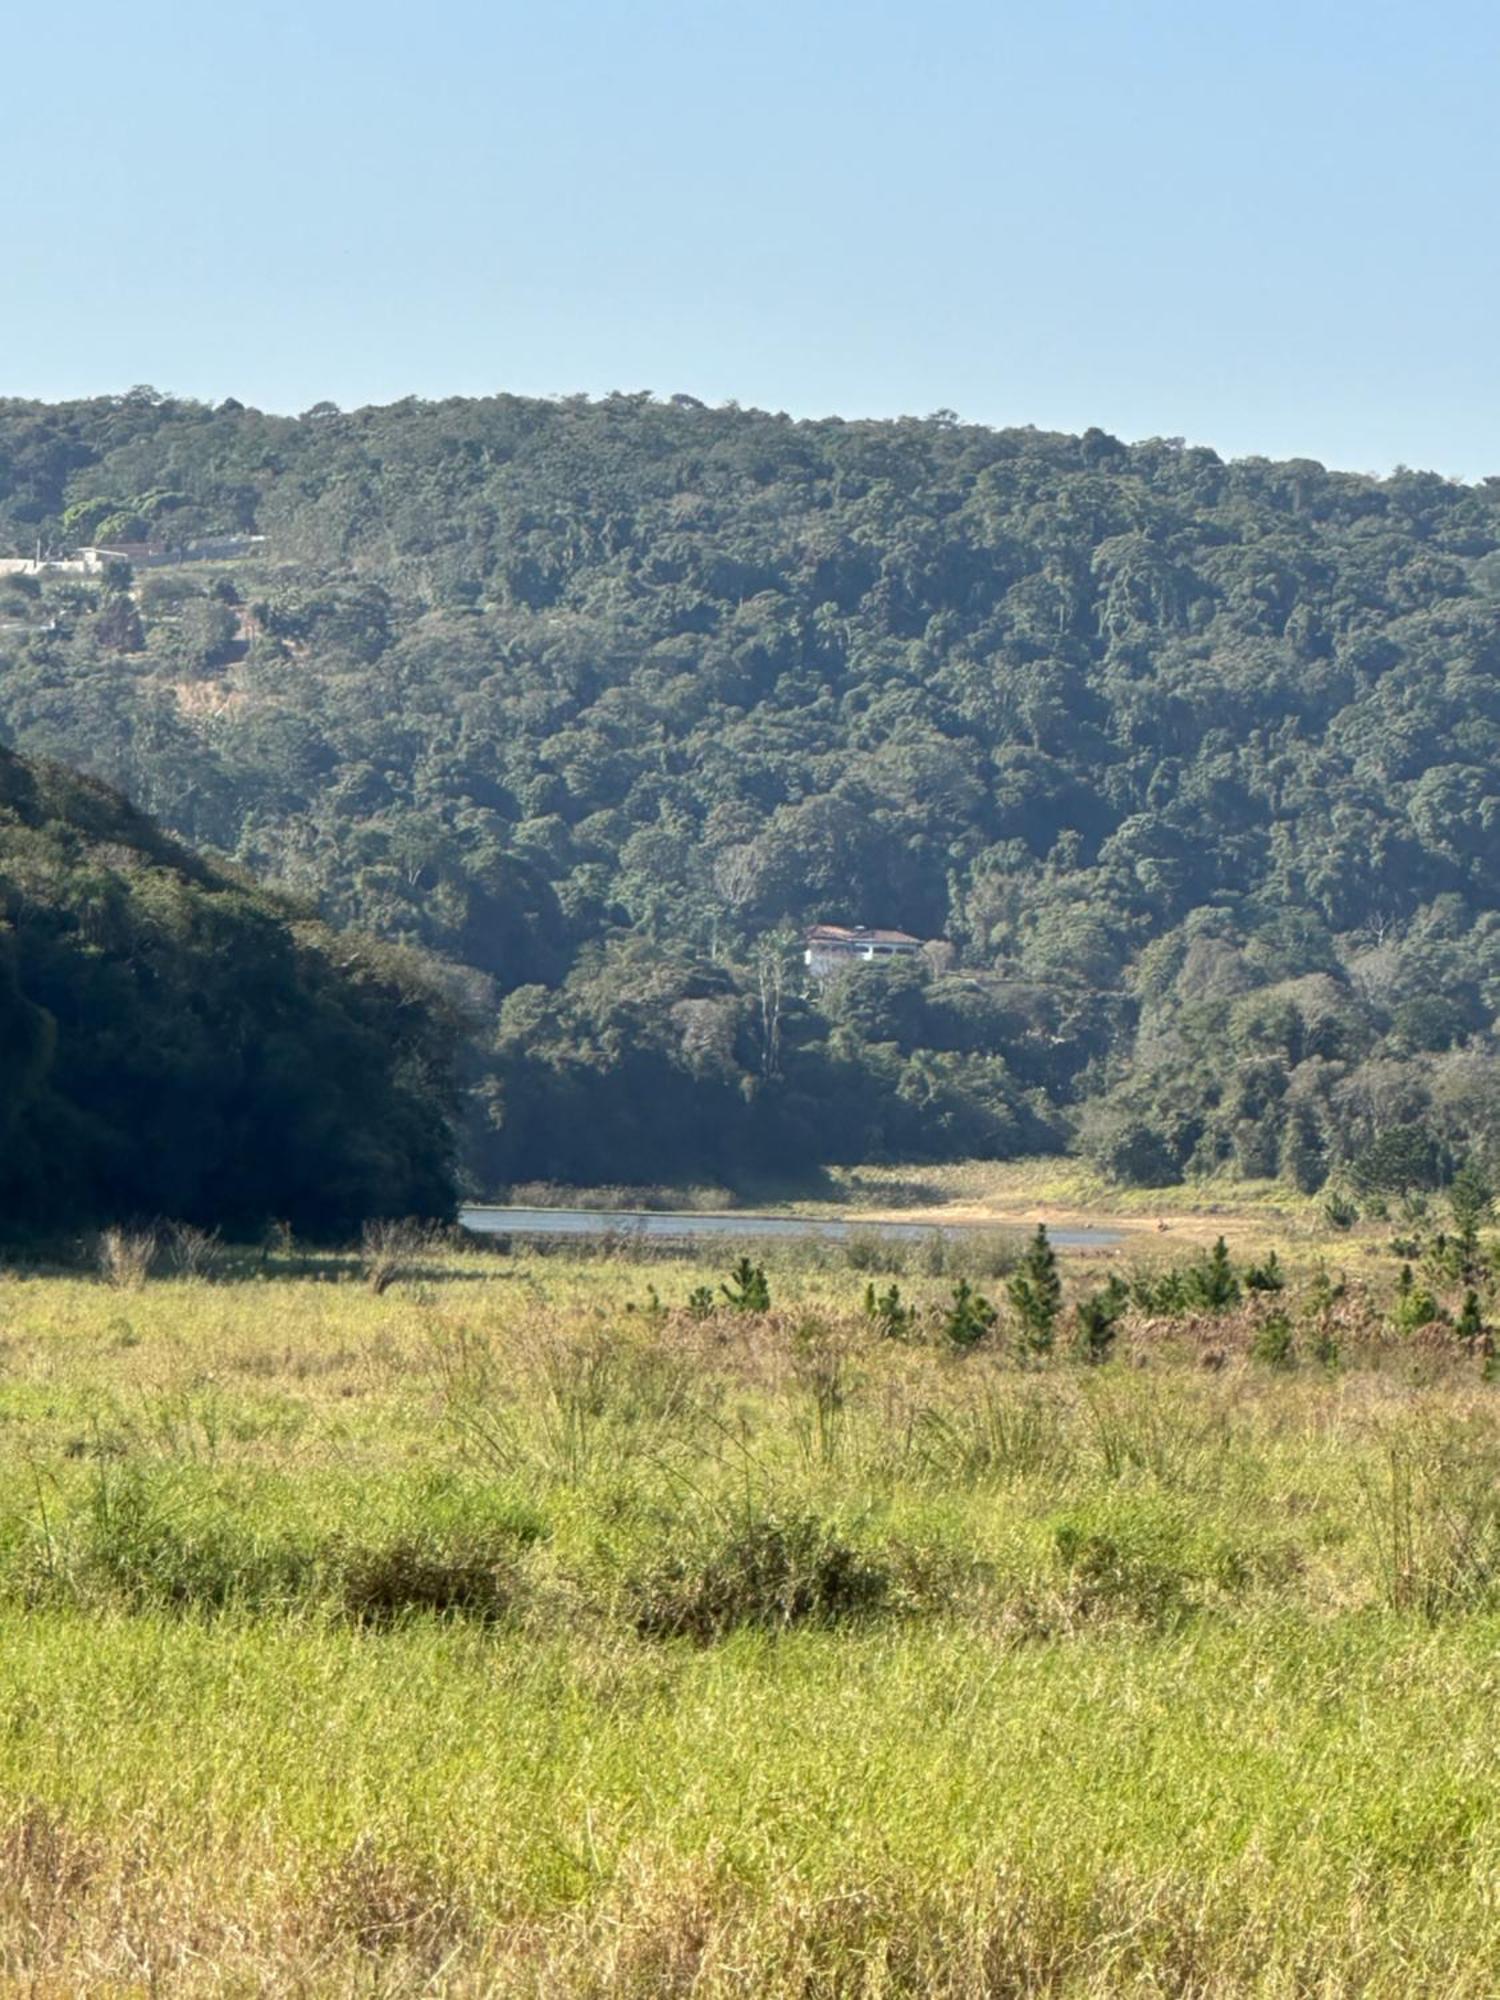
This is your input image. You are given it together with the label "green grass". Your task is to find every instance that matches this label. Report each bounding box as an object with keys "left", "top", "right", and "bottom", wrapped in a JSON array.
[{"left": 0, "top": 1243, "right": 1494, "bottom": 1991}]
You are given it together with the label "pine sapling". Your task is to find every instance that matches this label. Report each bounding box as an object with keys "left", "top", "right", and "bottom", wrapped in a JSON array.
[
  {"left": 941, "top": 1279, "right": 997, "bottom": 1350},
  {"left": 1072, "top": 1274, "right": 1129, "bottom": 1364},
  {"left": 863, "top": 1282, "right": 916, "bottom": 1340},
  {"left": 721, "top": 1257, "right": 771, "bottom": 1312},
  {"left": 1457, "top": 1288, "right": 1485, "bottom": 1354},
  {"left": 1244, "top": 1250, "right": 1285, "bottom": 1293},
  {"left": 1007, "top": 1223, "right": 1062, "bottom": 1358},
  {"left": 1186, "top": 1236, "right": 1240, "bottom": 1312}
]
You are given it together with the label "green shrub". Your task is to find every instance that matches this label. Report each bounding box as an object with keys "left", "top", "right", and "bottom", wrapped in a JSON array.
[
  {"left": 629, "top": 1509, "right": 892, "bottom": 1643},
  {"left": 335, "top": 1532, "right": 528, "bottom": 1625},
  {"left": 1053, "top": 1519, "right": 1190, "bottom": 1624},
  {"left": 720, "top": 1257, "right": 771, "bottom": 1312},
  {"left": 1184, "top": 1238, "right": 1240, "bottom": 1312},
  {"left": 863, "top": 1282, "right": 917, "bottom": 1340},
  {"left": 1244, "top": 1251, "right": 1285, "bottom": 1293},
  {"left": 1393, "top": 1264, "right": 1443, "bottom": 1333},
  {"left": 1072, "top": 1275, "right": 1129, "bottom": 1364},
  {"left": 1449, "top": 1162, "right": 1494, "bottom": 1232},
  {"left": 1132, "top": 1241, "right": 1241, "bottom": 1315},
  {"left": 845, "top": 1231, "right": 906, "bottom": 1275},
  {"left": 57, "top": 1467, "right": 548, "bottom": 1624},
  {"left": 1130, "top": 1265, "right": 1191, "bottom": 1315},
  {"left": 941, "top": 1279, "right": 998, "bottom": 1350},
  {"left": 1394, "top": 1286, "right": 1442, "bottom": 1333},
  {"left": 1250, "top": 1313, "right": 1296, "bottom": 1369}
]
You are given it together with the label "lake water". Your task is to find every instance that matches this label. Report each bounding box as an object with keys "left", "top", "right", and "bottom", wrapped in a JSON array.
[{"left": 460, "top": 1205, "right": 1120, "bottom": 1249}]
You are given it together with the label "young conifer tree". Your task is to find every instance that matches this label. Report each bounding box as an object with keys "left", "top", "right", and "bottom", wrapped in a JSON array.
[{"left": 1007, "top": 1223, "right": 1062, "bottom": 1357}]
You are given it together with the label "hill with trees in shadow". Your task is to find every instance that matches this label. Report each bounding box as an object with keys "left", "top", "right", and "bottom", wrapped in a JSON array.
[{"left": 0, "top": 741, "right": 456, "bottom": 1234}]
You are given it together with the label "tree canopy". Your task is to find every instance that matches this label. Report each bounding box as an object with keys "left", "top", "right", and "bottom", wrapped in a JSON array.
[
  {"left": 0, "top": 742, "right": 457, "bottom": 1234},
  {"left": 6, "top": 388, "right": 1500, "bottom": 1189}
]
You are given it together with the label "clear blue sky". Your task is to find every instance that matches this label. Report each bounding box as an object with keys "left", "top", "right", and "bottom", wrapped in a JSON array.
[{"left": 6, "top": 0, "right": 1498, "bottom": 476}]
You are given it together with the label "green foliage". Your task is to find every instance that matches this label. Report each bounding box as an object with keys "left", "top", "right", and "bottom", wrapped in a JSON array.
[
  {"left": 863, "top": 1282, "right": 918, "bottom": 1340},
  {"left": 1301, "top": 1268, "right": 1345, "bottom": 1369},
  {"left": 1250, "top": 1313, "right": 1296, "bottom": 1369},
  {"left": 1418, "top": 1224, "right": 1484, "bottom": 1288},
  {"left": 1457, "top": 1288, "right": 1486, "bottom": 1353},
  {"left": 940, "top": 1279, "right": 997, "bottom": 1350},
  {"left": 1449, "top": 1161, "right": 1494, "bottom": 1233},
  {"left": 1352, "top": 1126, "right": 1447, "bottom": 1196},
  {"left": 1128, "top": 1241, "right": 1241, "bottom": 1317},
  {"left": 1006, "top": 1223, "right": 1063, "bottom": 1356},
  {"left": 1185, "top": 1238, "right": 1241, "bottom": 1313},
  {"left": 1323, "top": 1190, "right": 1360, "bottom": 1231},
  {"left": 1072, "top": 1274, "right": 1129, "bottom": 1364},
  {"left": 1244, "top": 1250, "right": 1286, "bottom": 1293},
  {"left": 1083, "top": 1118, "right": 1179, "bottom": 1188},
  {"left": 720, "top": 1257, "right": 771, "bottom": 1313},
  {"left": 12, "top": 394, "right": 1500, "bottom": 1192},
  {"left": 1130, "top": 1265, "right": 1192, "bottom": 1316},
  {"left": 1052, "top": 1520, "right": 1190, "bottom": 1625},
  {"left": 629, "top": 1507, "right": 891, "bottom": 1643},
  {"left": 1393, "top": 1264, "right": 1444, "bottom": 1333},
  {"left": 0, "top": 746, "right": 456, "bottom": 1235}
]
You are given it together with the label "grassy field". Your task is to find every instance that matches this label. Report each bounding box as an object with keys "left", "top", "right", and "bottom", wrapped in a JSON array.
[{"left": 0, "top": 1227, "right": 1495, "bottom": 1994}]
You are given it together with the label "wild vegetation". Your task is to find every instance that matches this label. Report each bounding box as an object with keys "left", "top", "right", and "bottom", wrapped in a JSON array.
[
  {"left": 7, "top": 391, "right": 1500, "bottom": 1192},
  {"left": 0, "top": 1217, "right": 1494, "bottom": 1992},
  {"left": 0, "top": 741, "right": 456, "bottom": 1234}
]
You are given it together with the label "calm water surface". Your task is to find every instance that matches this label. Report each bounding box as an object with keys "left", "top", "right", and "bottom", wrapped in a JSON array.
[{"left": 460, "top": 1205, "right": 1120, "bottom": 1249}]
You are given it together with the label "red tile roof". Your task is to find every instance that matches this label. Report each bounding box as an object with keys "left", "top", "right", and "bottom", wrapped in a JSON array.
[{"left": 805, "top": 924, "right": 922, "bottom": 947}]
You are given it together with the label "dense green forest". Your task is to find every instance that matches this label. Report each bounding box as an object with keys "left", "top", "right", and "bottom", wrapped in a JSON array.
[
  {"left": 0, "top": 742, "right": 456, "bottom": 1233},
  {"left": 5, "top": 386, "right": 1500, "bottom": 1193}
]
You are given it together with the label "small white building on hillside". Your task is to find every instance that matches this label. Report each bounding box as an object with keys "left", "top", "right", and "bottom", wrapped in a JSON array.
[{"left": 805, "top": 924, "right": 924, "bottom": 978}]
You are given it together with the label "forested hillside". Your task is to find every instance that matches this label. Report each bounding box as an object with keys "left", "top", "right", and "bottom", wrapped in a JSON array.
[
  {"left": 0, "top": 742, "right": 456, "bottom": 1233},
  {"left": 4, "top": 387, "right": 1500, "bottom": 1192}
]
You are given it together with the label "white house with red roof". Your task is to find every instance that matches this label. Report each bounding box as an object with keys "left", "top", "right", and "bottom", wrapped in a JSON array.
[{"left": 804, "top": 923, "right": 924, "bottom": 978}]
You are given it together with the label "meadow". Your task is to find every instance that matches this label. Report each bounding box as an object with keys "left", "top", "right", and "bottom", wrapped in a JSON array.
[{"left": 0, "top": 1223, "right": 1495, "bottom": 1995}]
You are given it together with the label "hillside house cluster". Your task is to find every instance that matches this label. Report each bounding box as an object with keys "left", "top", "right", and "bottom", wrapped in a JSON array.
[{"left": 0, "top": 536, "right": 264, "bottom": 579}]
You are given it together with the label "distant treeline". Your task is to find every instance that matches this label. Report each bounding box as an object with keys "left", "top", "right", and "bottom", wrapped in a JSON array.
[
  {"left": 5, "top": 388, "right": 1500, "bottom": 1190},
  {"left": 0, "top": 745, "right": 456, "bottom": 1235}
]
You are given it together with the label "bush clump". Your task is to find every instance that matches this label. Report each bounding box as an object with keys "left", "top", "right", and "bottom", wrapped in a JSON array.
[
  {"left": 336, "top": 1533, "right": 529, "bottom": 1625},
  {"left": 630, "top": 1509, "right": 892, "bottom": 1643}
]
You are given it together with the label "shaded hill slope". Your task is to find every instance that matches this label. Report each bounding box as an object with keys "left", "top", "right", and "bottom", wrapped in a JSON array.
[{"left": 0, "top": 743, "right": 456, "bottom": 1233}]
